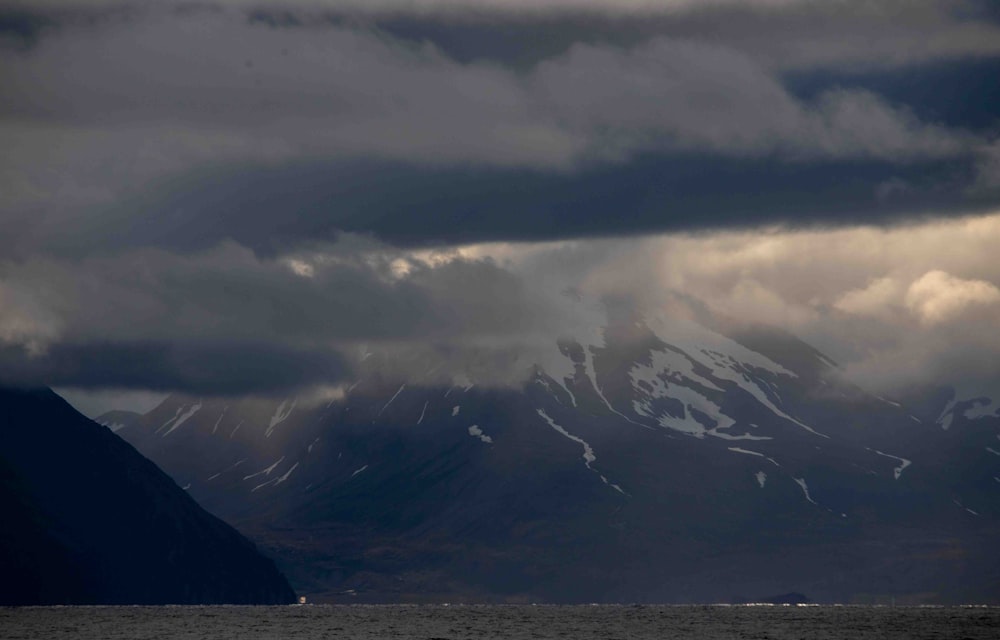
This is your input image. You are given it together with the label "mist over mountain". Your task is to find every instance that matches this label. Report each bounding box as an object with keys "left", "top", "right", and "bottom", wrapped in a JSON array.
[
  {"left": 4, "top": 0, "right": 1000, "bottom": 607},
  {"left": 107, "top": 306, "right": 1000, "bottom": 603}
]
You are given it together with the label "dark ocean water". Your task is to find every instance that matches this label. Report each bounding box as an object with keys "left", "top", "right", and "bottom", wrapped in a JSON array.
[{"left": 2, "top": 605, "right": 999, "bottom": 640}]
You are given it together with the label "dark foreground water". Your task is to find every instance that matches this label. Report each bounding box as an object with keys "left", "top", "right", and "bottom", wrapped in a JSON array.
[{"left": 2, "top": 605, "right": 999, "bottom": 640}]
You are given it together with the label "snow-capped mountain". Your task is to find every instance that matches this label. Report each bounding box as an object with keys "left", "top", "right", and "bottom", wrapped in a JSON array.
[{"left": 109, "top": 305, "right": 1000, "bottom": 604}]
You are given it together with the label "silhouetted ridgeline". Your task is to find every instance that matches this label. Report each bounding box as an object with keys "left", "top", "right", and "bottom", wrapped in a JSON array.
[{"left": 0, "top": 387, "right": 295, "bottom": 605}]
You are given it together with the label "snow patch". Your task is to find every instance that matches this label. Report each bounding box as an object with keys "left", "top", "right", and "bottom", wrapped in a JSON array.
[
  {"left": 161, "top": 402, "right": 203, "bottom": 437},
  {"left": 351, "top": 464, "right": 368, "bottom": 478},
  {"left": 953, "top": 499, "right": 980, "bottom": 516},
  {"left": 729, "top": 446, "right": 762, "bottom": 457},
  {"left": 266, "top": 398, "right": 297, "bottom": 438},
  {"left": 704, "top": 358, "right": 826, "bottom": 438},
  {"left": 207, "top": 459, "right": 245, "bottom": 481},
  {"left": 535, "top": 301, "right": 644, "bottom": 426},
  {"left": 755, "top": 471, "right": 767, "bottom": 488},
  {"left": 814, "top": 353, "right": 838, "bottom": 369},
  {"left": 452, "top": 405, "right": 460, "bottom": 417},
  {"left": 644, "top": 347, "right": 723, "bottom": 393},
  {"left": 251, "top": 479, "right": 278, "bottom": 492},
  {"left": 275, "top": 461, "right": 299, "bottom": 484},
  {"left": 540, "top": 368, "right": 577, "bottom": 408},
  {"left": 875, "top": 395, "right": 903, "bottom": 408},
  {"left": 964, "top": 398, "right": 999, "bottom": 420},
  {"left": 250, "top": 464, "right": 298, "bottom": 492},
  {"left": 727, "top": 447, "right": 781, "bottom": 467},
  {"left": 212, "top": 405, "right": 228, "bottom": 435},
  {"left": 868, "top": 448, "right": 912, "bottom": 480},
  {"left": 537, "top": 409, "right": 596, "bottom": 467},
  {"left": 156, "top": 406, "right": 185, "bottom": 434},
  {"left": 417, "top": 400, "right": 428, "bottom": 425},
  {"left": 536, "top": 328, "right": 596, "bottom": 409},
  {"left": 631, "top": 369, "right": 771, "bottom": 441},
  {"left": 243, "top": 457, "right": 285, "bottom": 481},
  {"left": 937, "top": 398, "right": 957, "bottom": 430},
  {"left": 467, "top": 425, "right": 493, "bottom": 444},
  {"left": 377, "top": 384, "right": 406, "bottom": 418},
  {"left": 646, "top": 315, "right": 797, "bottom": 378},
  {"left": 793, "top": 477, "right": 818, "bottom": 505},
  {"left": 578, "top": 340, "right": 648, "bottom": 429},
  {"left": 643, "top": 316, "right": 826, "bottom": 439},
  {"left": 536, "top": 409, "right": 626, "bottom": 495},
  {"left": 535, "top": 298, "right": 618, "bottom": 411}
]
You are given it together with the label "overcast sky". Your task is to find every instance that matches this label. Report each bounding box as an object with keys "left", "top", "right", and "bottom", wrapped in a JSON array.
[{"left": 2, "top": 0, "right": 999, "bottom": 415}]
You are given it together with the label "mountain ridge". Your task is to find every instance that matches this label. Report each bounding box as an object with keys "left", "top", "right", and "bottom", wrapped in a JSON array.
[
  {"left": 107, "top": 310, "right": 1000, "bottom": 603},
  {"left": 0, "top": 386, "right": 297, "bottom": 605}
]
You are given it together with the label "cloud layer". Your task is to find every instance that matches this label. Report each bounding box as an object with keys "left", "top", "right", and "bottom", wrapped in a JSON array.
[
  {"left": 4, "top": 212, "right": 1000, "bottom": 404},
  {"left": 1, "top": 0, "right": 998, "bottom": 408},
  {"left": 2, "top": 3, "right": 998, "bottom": 258},
  {"left": 522, "top": 213, "right": 1000, "bottom": 396}
]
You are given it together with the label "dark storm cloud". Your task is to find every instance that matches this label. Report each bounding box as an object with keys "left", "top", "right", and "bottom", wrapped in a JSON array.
[
  {"left": 783, "top": 58, "right": 1000, "bottom": 132},
  {"left": 0, "top": 8, "right": 54, "bottom": 49},
  {"left": 0, "top": 240, "right": 545, "bottom": 342},
  {"left": 80, "top": 154, "right": 993, "bottom": 254},
  {"left": 0, "top": 340, "right": 351, "bottom": 395},
  {"left": 1, "top": 4, "right": 995, "bottom": 257},
  {"left": 0, "top": 239, "right": 559, "bottom": 392},
  {"left": 15, "top": 1, "right": 999, "bottom": 70},
  {"left": 2, "top": 0, "right": 1000, "bottom": 400},
  {"left": 244, "top": 0, "right": 1000, "bottom": 74}
]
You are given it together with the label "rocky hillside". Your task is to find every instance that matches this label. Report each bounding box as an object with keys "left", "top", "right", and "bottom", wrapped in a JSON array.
[
  {"left": 0, "top": 387, "right": 297, "bottom": 605},
  {"left": 111, "top": 306, "right": 1000, "bottom": 604}
]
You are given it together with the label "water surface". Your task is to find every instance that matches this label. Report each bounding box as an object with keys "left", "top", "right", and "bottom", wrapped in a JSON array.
[{"left": 3, "top": 604, "right": 999, "bottom": 639}]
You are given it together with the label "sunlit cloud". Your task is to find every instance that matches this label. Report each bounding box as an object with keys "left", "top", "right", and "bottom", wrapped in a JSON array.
[{"left": 904, "top": 270, "right": 1000, "bottom": 326}]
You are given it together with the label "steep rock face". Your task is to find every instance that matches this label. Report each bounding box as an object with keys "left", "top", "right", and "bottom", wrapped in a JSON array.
[
  {"left": 0, "top": 387, "right": 296, "bottom": 605},
  {"left": 113, "top": 309, "right": 1000, "bottom": 604},
  {"left": 94, "top": 409, "right": 142, "bottom": 433}
]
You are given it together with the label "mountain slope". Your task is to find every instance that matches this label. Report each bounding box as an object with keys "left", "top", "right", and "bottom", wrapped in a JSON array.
[
  {"left": 112, "top": 308, "right": 1000, "bottom": 603},
  {"left": 0, "top": 387, "right": 296, "bottom": 605}
]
